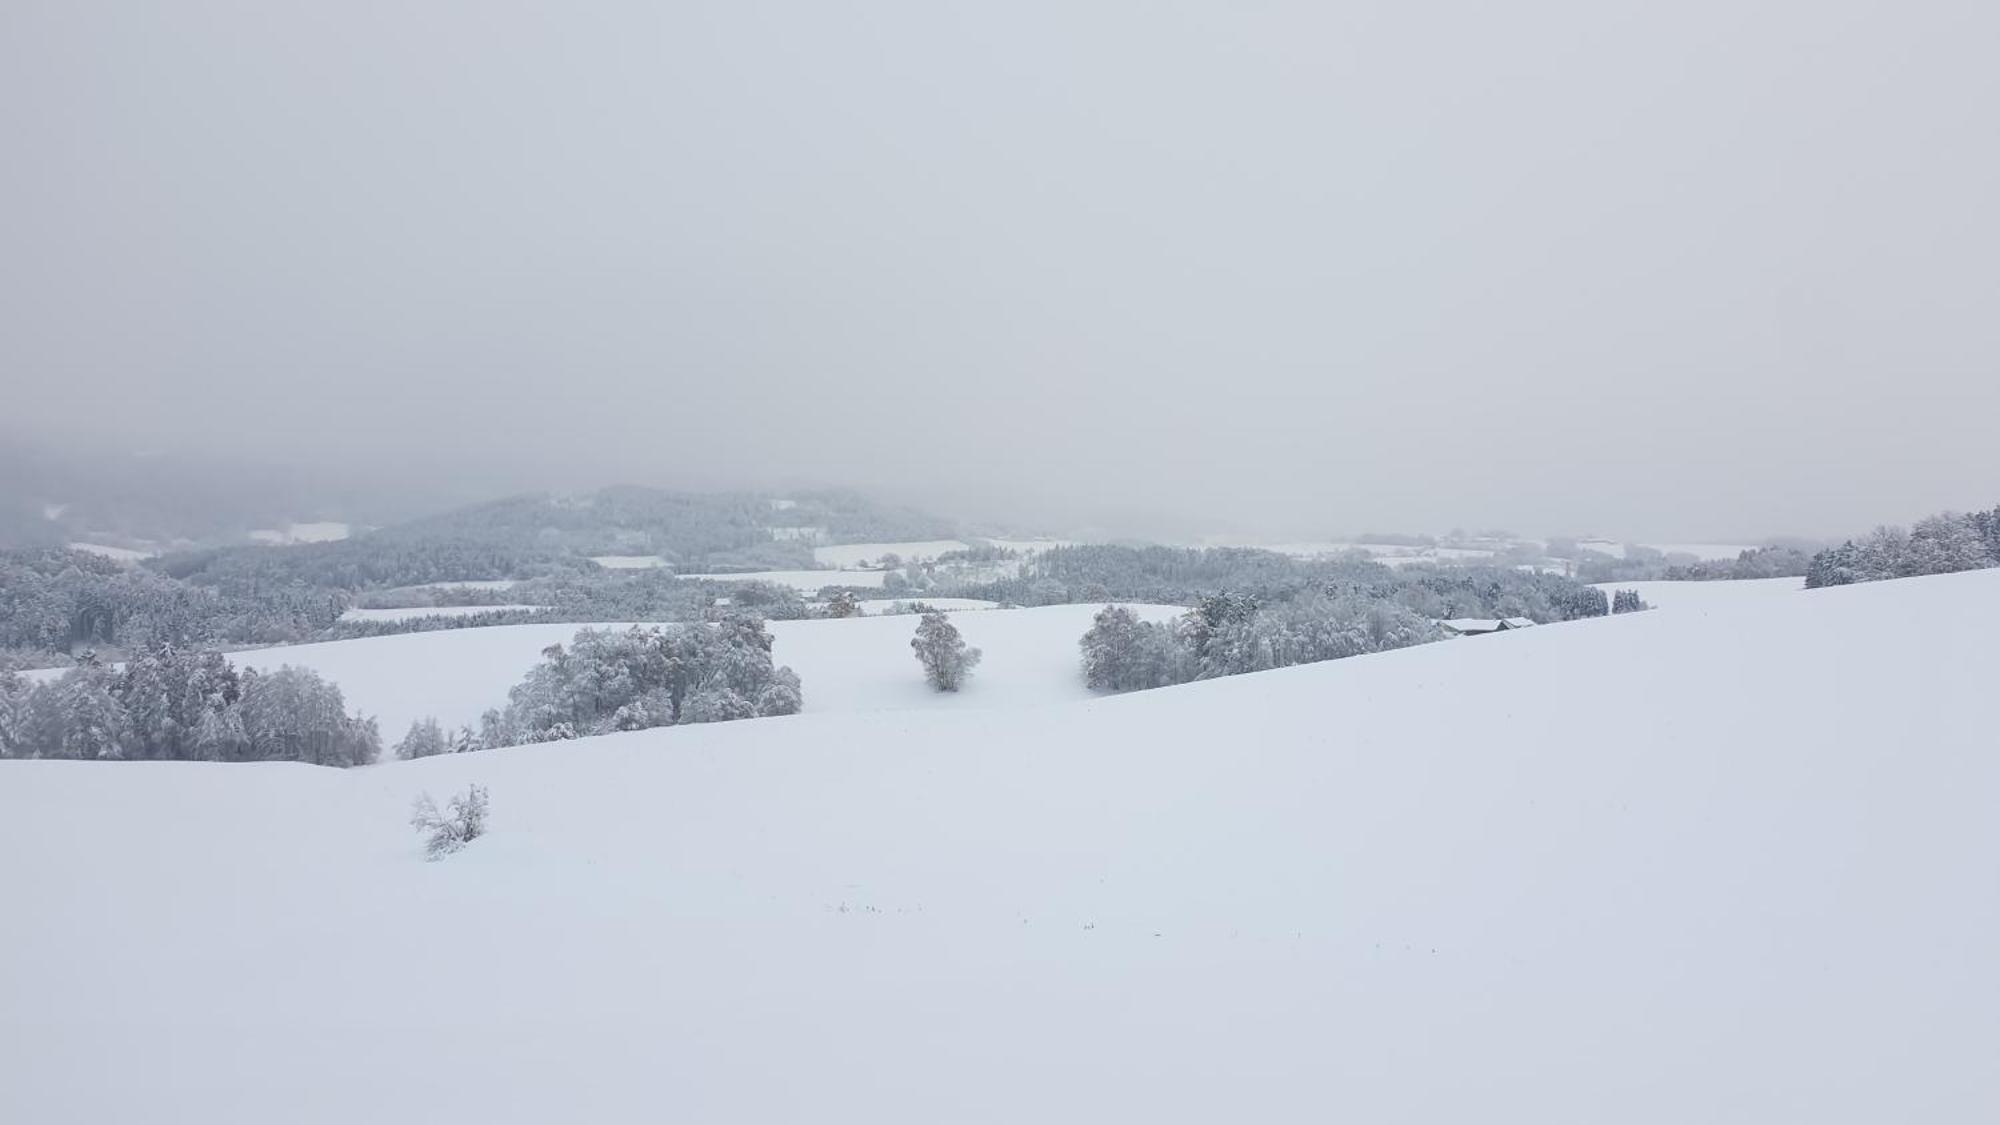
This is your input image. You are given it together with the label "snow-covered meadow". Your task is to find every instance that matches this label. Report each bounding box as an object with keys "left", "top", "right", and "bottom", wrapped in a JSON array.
[
  {"left": 337, "top": 604, "right": 548, "bottom": 623},
  {"left": 1592, "top": 575, "right": 1805, "bottom": 611},
  {"left": 675, "top": 568, "right": 889, "bottom": 592},
  {"left": 3, "top": 570, "right": 1996, "bottom": 1122},
  {"left": 248, "top": 521, "right": 351, "bottom": 545},
  {"left": 810, "top": 539, "right": 972, "bottom": 567},
  {"left": 64, "top": 541, "right": 153, "bottom": 562},
  {"left": 586, "top": 554, "right": 669, "bottom": 569},
  {"left": 158, "top": 603, "right": 1179, "bottom": 737}
]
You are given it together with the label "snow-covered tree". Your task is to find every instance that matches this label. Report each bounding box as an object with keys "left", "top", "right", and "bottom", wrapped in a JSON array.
[
  {"left": 1611, "top": 589, "right": 1645, "bottom": 614},
  {"left": 0, "top": 670, "right": 26, "bottom": 759},
  {"left": 484, "top": 620, "right": 803, "bottom": 745},
  {"left": 396, "top": 717, "right": 450, "bottom": 760},
  {"left": 911, "top": 611, "right": 981, "bottom": 692},
  {"left": 1080, "top": 605, "right": 1177, "bottom": 692},
  {"left": 756, "top": 666, "right": 803, "bottom": 716}
]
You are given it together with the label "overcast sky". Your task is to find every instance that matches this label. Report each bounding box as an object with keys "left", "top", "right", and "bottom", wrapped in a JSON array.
[{"left": 3, "top": 1, "right": 1996, "bottom": 541}]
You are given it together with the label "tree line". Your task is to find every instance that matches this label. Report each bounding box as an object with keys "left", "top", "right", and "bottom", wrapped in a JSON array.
[
  {"left": 0, "top": 646, "right": 379, "bottom": 765},
  {"left": 1805, "top": 506, "right": 2000, "bottom": 588},
  {"left": 1078, "top": 592, "right": 1446, "bottom": 693},
  {"left": 940, "top": 544, "right": 1611, "bottom": 624},
  {"left": 395, "top": 618, "right": 802, "bottom": 757}
]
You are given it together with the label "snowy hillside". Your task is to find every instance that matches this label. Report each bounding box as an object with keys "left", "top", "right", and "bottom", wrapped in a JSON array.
[
  {"left": 142, "top": 603, "right": 1182, "bottom": 736},
  {"left": 3, "top": 571, "right": 1996, "bottom": 1122},
  {"left": 1592, "top": 575, "right": 1805, "bottom": 611}
]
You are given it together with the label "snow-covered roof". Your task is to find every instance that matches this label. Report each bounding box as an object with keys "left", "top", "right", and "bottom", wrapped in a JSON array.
[
  {"left": 1440, "top": 618, "right": 1504, "bottom": 633},
  {"left": 1440, "top": 617, "right": 1536, "bottom": 634}
]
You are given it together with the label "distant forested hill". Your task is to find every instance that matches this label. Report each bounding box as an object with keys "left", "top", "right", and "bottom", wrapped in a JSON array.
[
  {"left": 143, "top": 487, "right": 959, "bottom": 594},
  {"left": 371, "top": 487, "right": 958, "bottom": 565}
]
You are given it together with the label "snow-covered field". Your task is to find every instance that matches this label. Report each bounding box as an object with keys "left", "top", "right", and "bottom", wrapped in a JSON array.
[
  {"left": 249, "top": 521, "right": 351, "bottom": 545},
  {"left": 811, "top": 539, "right": 971, "bottom": 567},
  {"left": 135, "top": 603, "right": 1178, "bottom": 737},
  {"left": 978, "top": 536, "right": 1074, "bottom": 554},
  {"left": 1593, "top": 575, "right": 1805, "bottom": 611},
  {"left": 855, "top": 596, "right": 999, "bottom": 614},
  {"left": 390, "top": 578, "right": 520, "bottom": 593},
  {"left": 1579, "top": 539, "right": 1758, "bottom": 561},
  {"left": 5, "top": 571, "right": 1997, "bottom": 1122},
  {"left": 677, "top": 568, "right": 888, "bottom": 592},
  {"left": 65, "top": 541, "right": 152, "bottom": 562},
  {"left": 587, "top": 554, "right": 668, "bottom": 569},
  {"left": 338, "top": 605, "right": 547, "bottom": 623},
  {"left": 1233, "top": 541, "right": 1500, "bottom": 566}
]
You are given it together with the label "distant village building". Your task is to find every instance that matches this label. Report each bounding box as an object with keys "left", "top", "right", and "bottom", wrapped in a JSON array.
[{"left": 1438, "top": 617, "right": 1536, "bottom": 637}]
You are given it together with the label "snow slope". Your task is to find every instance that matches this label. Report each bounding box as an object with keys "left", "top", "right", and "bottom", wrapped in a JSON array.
[
  {"left": 811, "top": 539, "right": 972, "bottom": 567},
  {"left": 855, "top": 596, "right": 999, "bottom": 614},
  {"left": 249, "top": 521, "right": 351, "bottom": 545},
  {"left": 3, "top": 571, "right": 1996, "bottom": 1122},
  {"left": 136, "top": 604, "right": 1181, "bottom": 736},
  {"left": 1593, "top": 575, "right": 1805, "bottom": 611},
  {"left": 676, "top": 568, "right": 888, "bottom": 592},
  {"left": 587, "top": 554, "right": 668, "bottom": 569},
  {"left": 338, "top": 604, "right": 547, "bottom": 623},
  {"left": 65, "top": 541, "right": 152, "bottom": 562}
]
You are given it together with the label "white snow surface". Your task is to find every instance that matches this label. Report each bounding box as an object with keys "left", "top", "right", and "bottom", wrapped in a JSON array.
[
  {"left": 677, "top": 568, "right": 888, "bottom": 592},
  {"left": 391, "top": 578, "right": 520, "bottom": 593},
  {"left": 1594, "top": 576, "right": 1806, "bottom": 611},
  {"left": 587, "top": 554, "right": 669, "bottom": 569},
  {"left": 338, "top": 605, "right": 547, "bottom": 623},
  {"left": 811, "top": 539, "right": 973, "bottom": 567},
  {"left": 249, "top": 521, "right": 351, "bottom": 545},
  {"left": 126, "top": 604, "right": 1178, "bottom": 737},
  {"left": 855, "top": 596, "right": 1000, "bottom": 614},
  {"left": 1580, "top": 539, "right": 1759, "bottom": 561},
  {"left": 978, "top": 536, "right": 1076, "bottom": 553},
  {"left": 65, "top": 541, "right": 152, "bottom": 562},
  {"left": 4, "top": 571, "right": 1998, "bottom": 1122}
]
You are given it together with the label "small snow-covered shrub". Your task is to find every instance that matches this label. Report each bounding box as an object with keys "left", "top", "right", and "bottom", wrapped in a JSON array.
[{"left": 411, "top": 784, "right": 489, "bottom": 860}]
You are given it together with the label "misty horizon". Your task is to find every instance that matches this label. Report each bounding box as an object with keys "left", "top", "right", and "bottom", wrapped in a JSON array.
[{"left": 6, "top": 1, "right": 1998, "bottom": 543}]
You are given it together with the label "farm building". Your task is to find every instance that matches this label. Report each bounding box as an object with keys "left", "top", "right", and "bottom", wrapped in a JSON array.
[{"left": 1439, "top": 617, "right": 1536, "bottom": 637}]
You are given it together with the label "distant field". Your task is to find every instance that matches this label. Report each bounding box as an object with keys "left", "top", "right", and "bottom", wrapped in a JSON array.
[
  {"left": 855, "top": 597, "right": 1000, "bottom": 615},
  {"left": 811, "top": 540, "right": 972, "bottom": 568},
  {"left": 1579, "top": 539, "right": 1758, "bottom": 561},
  {"left": 1592, "top": 575, "right": 1804, "bottom": 610},
  {"left": 66, "top": 541, "right": 153, "bottom": 562},
  {"left": 678, "top": 569, "right": 888, "bottom": 593},
  {"left": 588, "top": 555, "right": 669, "bottom": 569},
  {"left": 149, "top": 602, "right": 1179, "bottom": 736},
  {"left": 248, "top": 521, "right": 351, "bottom": 545},
  {"left": 339, "top": 605, "right": 546, "bottom": 623}
]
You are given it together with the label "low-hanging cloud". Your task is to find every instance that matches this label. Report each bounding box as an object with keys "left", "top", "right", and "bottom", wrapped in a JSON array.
[{"left": 4, "top": 0, "right": 1996, "bottom": 541}]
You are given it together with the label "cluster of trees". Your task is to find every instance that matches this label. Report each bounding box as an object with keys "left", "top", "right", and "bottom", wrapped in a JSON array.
[
  {"left": 374, "top": 486, "right": 956, "bottom": 572},
  {"left": 1577, "top": 544, "right": 1815, "bottom": 585},
  {"left": 1611, "top": 589, "right": 1645, "bottom": 614},
  {"left": 1079, "top": 592, "right": 1444, "bottom": 693},
  {"left": 0, "top": 547, "right": 341, "bottom": 665},
  {"left": 153, "top": 537, "right": 583, "bottom": 594},
  {"left": 1805, "top": 507, "right": 2000, "bottom": 588},
  {"left": 0, "top": 647, "right": 379, "bottom": 765},
  {"left": 0, "top": 485, "right": 972, "bottom": 664},
  {"left": 423, "top": 620, "right": 803, "bottom": 751},
  {"left": 940, "top": 545, "right": 1610, "bottom": 624}
]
